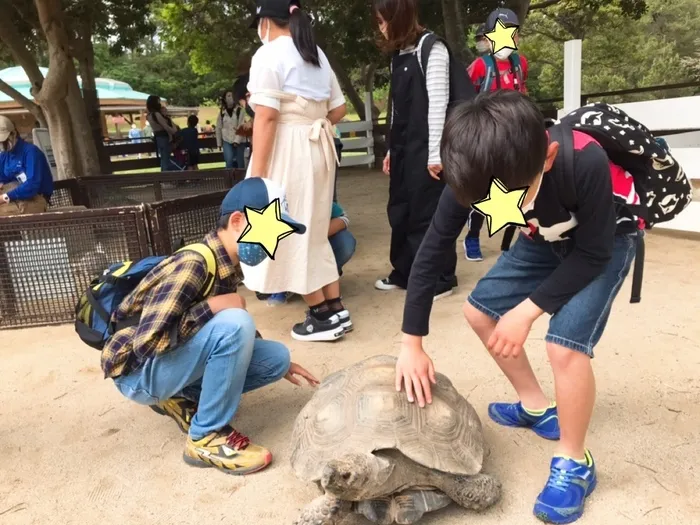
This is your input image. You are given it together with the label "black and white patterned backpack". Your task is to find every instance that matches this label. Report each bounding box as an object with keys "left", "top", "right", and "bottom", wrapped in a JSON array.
[{"left": 557, "top": 103, "right": 693, "bottom": 228}]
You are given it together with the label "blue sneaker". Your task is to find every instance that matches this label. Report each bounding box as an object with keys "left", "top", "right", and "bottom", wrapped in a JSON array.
[
  {"left": 488, "top": 402, "right": 560, "bottom": 440},
  {"left": 464, "top": 237, "right": 483, "bottom": 261},
  {"left": 533, "top": 452, "right": 597, "bottom": 524},
  {"left": 267, "top": 292, "right": 292, "bottom": 306}
]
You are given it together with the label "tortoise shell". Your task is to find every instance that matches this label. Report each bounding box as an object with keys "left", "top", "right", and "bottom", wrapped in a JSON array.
[{"left": 290, "top": 355, "right": 484, "bottom": 482}]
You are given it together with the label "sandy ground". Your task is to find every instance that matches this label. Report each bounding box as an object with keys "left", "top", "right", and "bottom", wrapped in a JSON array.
[{"left": 1, "top": 170, "right": 699, "bottom": 525}]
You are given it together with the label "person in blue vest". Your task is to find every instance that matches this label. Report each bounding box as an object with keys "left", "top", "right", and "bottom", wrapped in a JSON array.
[
  {"left": 0, "top": 116, "right": 53, "bottom": 216},
  {"left": 463, "top": 8, "right": 529, "bottom": 262}
]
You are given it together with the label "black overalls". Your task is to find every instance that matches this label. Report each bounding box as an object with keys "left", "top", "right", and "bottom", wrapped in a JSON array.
[{"left": 387, "top": 32, "right": 456, "bottom": 288}]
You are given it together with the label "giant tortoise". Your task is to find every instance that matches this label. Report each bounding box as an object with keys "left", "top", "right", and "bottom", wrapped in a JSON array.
[{"left": 290, "top": 355, "right": 501, "bottom": 525}]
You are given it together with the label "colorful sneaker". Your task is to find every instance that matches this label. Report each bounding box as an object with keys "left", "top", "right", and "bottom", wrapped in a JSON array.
[
  {"left": 488, "top": 401, "right": 560, "bottom": 440},
  {"left": 150, "top": 397, "right": 197, "bottom": 434},
  {"left": 464, "top": 237, "right": 484, "bottom": 261},
  {"left": 183, "top": 426, "right": 272, "bottom": 475},
  {"left": 291, "top": 312, "right": 345, "bottom": 342},
  {"left": 533, "top": 451, "right": 597, "bottom": 524}
]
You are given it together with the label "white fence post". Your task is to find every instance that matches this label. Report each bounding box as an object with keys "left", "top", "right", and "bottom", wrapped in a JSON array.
[
  {"left": 364, "top": 92, "right": 374, "bottom": 169},
  {"left": 562, "top": 39, "right": 583, "bottom": 116}
]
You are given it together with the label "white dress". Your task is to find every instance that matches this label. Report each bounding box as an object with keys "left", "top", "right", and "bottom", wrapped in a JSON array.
[{"left": 242, "top": 36, "right": 345, "bottom": 295}]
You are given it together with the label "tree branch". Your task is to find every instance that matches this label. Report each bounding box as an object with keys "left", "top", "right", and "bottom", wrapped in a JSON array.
[
  {"left": 527, "top": 28, "right": 570, "bottom": 42},
  {"left": 529, "top": 0, "right": 565, "bottom": 10},
  {"left": 0, "top": 0, "right": 45, "bottom": 94},
  {"left": 0, "top": 78, "right": 47, "bottom": 127}
]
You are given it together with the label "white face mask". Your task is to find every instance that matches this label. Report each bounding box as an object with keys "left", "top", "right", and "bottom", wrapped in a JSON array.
[
  {"left": 0, "top": 132, "right": 15, "bottom": 153},
  {"left": 494, "top": 48, "right": 514, "bottom": 60},
  {"left": 258, "top": 19, "right": 270, "bottom": 45},
  {"left": 475, "top": 41, "right": 490, "bottom": 54}
]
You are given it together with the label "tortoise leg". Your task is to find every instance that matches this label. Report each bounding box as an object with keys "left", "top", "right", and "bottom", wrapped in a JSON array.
[
  {"left": 293, "top": 494, "right": 352, "bottom": 525},
  {"left": 440, "top": 473, "right": 502, "bottom": 512}
]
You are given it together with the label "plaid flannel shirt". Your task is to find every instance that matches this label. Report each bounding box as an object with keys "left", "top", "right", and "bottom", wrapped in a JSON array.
[{"left": 101, "top": 232, "right": 243, "bottom": 379}]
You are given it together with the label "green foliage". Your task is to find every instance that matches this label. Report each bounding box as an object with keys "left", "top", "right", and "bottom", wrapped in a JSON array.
[
  {"left": 519, "top": 0, "right": 699, "bottom": 104},
  {"left": 93, "top": 42, "right": 231, "bottom": 106}
]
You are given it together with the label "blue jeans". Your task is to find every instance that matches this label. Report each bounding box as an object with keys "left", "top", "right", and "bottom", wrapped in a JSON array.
[
  {"left": 155, "top": 135, "right": 176, "bottom": 172},
  {"left": 223, "top": 142, "right": 246, "bottom": 169},
  {"left": 468, "top": 233, "right": 639, "bottom": 357},
  {"left": 329, "top": 228, "right": 356, "bottom": 275},
  {"left": 113, "top": 309, "right": 291, "bottom": 440}
]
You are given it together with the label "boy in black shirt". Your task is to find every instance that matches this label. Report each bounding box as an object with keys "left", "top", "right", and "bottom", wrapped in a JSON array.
[{"left": 395, "top": 91, "right": 641, "bottom": 524}]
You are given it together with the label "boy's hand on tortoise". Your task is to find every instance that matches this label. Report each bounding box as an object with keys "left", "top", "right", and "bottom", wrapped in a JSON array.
[{"left": 285, "top": 362, "right": 320, "bottom": 387}]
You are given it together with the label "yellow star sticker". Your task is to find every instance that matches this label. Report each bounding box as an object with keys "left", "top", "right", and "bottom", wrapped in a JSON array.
[
  {"left": 484, "top": 18, "right": 518, "bottom": 55},
  {"left": 471, "top": 178, "right": 529, "bottom": 237},
  {"left": 237, "top": 198, "right": 298, "bottom": 259}
]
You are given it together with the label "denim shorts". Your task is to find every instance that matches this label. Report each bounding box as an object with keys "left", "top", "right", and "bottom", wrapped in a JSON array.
[{"left": 467, "top": 232, "right": 639, "bottom": 357}]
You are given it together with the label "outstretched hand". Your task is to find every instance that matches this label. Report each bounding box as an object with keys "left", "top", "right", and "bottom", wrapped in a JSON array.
[
  {"left": 285, "top": 362, "right": 320, "bottom": 387},
  {"left": 395, "top": 335, "right": 436, "bottom": 408}
]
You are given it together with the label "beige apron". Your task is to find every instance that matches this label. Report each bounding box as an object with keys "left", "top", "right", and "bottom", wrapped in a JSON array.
[{"left": 241, "top": 90, "right": 339, "bottom": 295}]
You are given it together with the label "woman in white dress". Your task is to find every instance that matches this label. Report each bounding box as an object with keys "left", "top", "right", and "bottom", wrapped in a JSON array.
[{"left": 245, "top": 0, "right": 350, "bottom": 342}]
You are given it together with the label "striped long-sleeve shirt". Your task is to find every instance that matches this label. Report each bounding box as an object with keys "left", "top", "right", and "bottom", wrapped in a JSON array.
[{"left": 392, "top": 35, "right": 450, "bottom": 166}]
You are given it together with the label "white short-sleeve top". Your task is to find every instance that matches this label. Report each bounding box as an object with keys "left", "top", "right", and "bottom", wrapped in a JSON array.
[{"left": 247, "top": 36, "right": 345, "bottom": 112}]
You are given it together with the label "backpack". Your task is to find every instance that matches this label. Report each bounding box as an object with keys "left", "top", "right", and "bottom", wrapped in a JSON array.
[
  {"left": 556, "top": 103, "right": 693, "bottom": 229},
  {"left": 75, "top": 243, "right": 217, "bottom": 350},
  {"left": 418, "top": 32, "right": 477, "bottom": 111},
  {"left": 550, "top": 103, "right": 692, "bottom": 303},
  {"left": 478, "top": 53, "right": 525, "bottom": 93}
]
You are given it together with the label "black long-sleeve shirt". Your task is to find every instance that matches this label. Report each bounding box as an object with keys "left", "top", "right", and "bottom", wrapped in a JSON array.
[{"left": 402, "top": 130, "right": 639, "bottom": 337}]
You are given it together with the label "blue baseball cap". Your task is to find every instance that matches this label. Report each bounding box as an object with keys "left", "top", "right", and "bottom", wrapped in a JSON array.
[
  {"left": 486, "top": 8, "right": 520, "bottom": 30},
  {"left": 220, "top": 178, "right": 306, "bottom": 234}
]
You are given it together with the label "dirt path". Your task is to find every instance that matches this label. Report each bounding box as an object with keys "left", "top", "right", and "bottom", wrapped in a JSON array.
[{"left": 1, "top": 171, "right": 699, "bottom": 525}]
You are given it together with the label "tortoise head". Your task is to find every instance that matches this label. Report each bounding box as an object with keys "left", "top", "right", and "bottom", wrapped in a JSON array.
[{"left": 321, "top": 452, "right": 393, "bottom": 500}]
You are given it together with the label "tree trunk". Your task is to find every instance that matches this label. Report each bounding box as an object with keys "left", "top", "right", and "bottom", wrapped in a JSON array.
[
  {"left": 324, "top": 47, "right": 367, "bottom": 120},
  {"left": 66, "top": 72, "right": 101, "bottom": 176},
  {"left": 34, "top": 0, "right": 100, "bottom": 178},
  {"left": 43, "top": 99, "right": 81, "bottom": 180},
  {"left": 75, "top": 21, "right": 110, "bottom": 174},
  {"left": 441, "top": 0, "right": 467, "bottom": 64}
]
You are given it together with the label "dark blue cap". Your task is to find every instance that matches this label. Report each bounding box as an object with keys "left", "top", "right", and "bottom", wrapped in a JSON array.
[{"left": 220, "top": 177, "right": 306, "bottom": 234}]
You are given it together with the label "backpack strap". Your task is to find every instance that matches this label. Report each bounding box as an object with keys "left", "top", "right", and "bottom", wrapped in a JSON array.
[
  {"left": 418, "top": 32, "right": 438, "bottom": 77},
  {"left": 480, "top": 54, "right": 499, "bottom": 92},
  {"left": 176, "top": 243, "right": 218, "bottom": 297},
  {"left": 547, "top": 123, "right": 577, "bottom": 211},
  {"left": 509, "top": 53, "right": 524, "bottom": 92}
]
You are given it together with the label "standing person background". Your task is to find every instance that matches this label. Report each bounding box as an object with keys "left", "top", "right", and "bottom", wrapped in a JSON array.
[
  {"left": 463, "top": 7, "right": 529, "bottom": 262},
  {"left": 244, "top": 0, "right": 351, "bottom": 342},
  {"left": 216, "top": 90, "right": 249, "bottom": 169},
  {"left": 146, "top": 95, "right": 179, "bottom": 172},
  {"left": 374, "top": 0, "right": 458, "bottom": 301}
]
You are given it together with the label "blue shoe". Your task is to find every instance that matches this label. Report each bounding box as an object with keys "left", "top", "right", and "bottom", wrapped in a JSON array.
[
  {"left": 488, "top": 402, "right": 560, "bottom": 440},
  {"left": 533, "top": 452, "right": 597, "bottom": 524},
  {"left": 267, "top": 292, "right": 291, "bottom": 306},
  {"left": 464, "top": 237, "right": 483, "bottom": 261}
]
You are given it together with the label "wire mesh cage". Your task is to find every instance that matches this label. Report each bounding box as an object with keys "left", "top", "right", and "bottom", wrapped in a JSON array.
[
  {"left": 146, "top": 191, "right": 228, "bottom": 255},
  {"left": 0, "top": 208, "right": 149, "bottom": 329}
]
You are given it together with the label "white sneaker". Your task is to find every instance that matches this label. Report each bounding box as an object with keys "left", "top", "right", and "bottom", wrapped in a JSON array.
[{"left": 375, "top": 277, "right": 403, "bottom": 291}]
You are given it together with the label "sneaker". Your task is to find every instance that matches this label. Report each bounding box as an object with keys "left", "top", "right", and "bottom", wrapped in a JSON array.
[
  {"left": 374, "top": 277, "right": 405, "bottom": 291},
  {"left": 336, "top": 309, "right": 353, "bottom": 332},
  {"left": 255, "top": 292, "right": 270, "bottom": 301},
  {"left": 183, "top": 426, "right": 272, "bottom": 475},
  {"left": 267, "top": 292, "right": 292, "bottom": 306},
  {"left": 291, "top": 312, "right": 346, "bottom": 342},
  {"left": 433, "top": 276, "right": 458, "bottom": 302},
  {"left": 150, "top": 397, "right": 197, "bottom": 434},
  {"left": 464, "top": 237, "right": 484, "bottom": 261},
  {"left": 533, "top": 452, "right": 597, "bottom": 524},
  {"left": 488, "top": 401, "right": 560, "bottom": 440}
]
